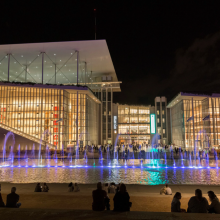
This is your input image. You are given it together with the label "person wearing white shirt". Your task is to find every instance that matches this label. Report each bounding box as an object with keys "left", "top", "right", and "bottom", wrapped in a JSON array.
[{"left": 165, "top": 184, "right": 172, "bottom": 195}]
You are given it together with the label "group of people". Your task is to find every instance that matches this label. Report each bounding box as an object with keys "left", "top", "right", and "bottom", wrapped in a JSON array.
[
  {"left": 92, "top": 182, "right": 131, "bottom": 211},
  {"left": 73, "top": 144, "right": 215, "bottom": 159},
  {"left": 0, "top": 187, "right": 21, "bottom": 208},
  {"left": 171, "top": 189, "right": 220, "bottom": 214},
  {"left": 34, "top": 183, "right": 49, "bottom": 192},
  {"left": 68, "top": 182, "right": 80, "bottom": 192}
]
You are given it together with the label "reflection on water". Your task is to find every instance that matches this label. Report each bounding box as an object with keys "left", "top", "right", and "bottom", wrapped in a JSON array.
[{"left": 0, "top": 159, "right": 220, "bottom": 185}]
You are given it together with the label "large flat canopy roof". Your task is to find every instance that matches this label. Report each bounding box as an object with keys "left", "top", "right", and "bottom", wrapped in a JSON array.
[
  {"left": 167, "top": 92, "right": 220, "bottom": 108},
  {"left": 0, "top": 40, "right": 120, "bottom": 91}
]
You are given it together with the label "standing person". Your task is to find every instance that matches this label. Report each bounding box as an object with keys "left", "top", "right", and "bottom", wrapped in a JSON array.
[
  {"left": 207, "top": 191, "right": 220, "bottom": 214},
  {"left": 171, "top": 192, "right": 186, "bottom": 212},
  {"left": 187, "top": 189, "right": 208, "bottom": 213},
  {"left": 6, "top": 187, "right": 21, "bottom": 208},
  {"left": 92, "top": 182, "right": 110, "bottom": 211},
  {"left": 42, "top": 183, "right": 49, "bottom": 192},
  {"left": 113, "top": 183, "right": 131, "bottom": 211},
  {"left": 68, "top": 182, "right": 74, "bottom": 192}
]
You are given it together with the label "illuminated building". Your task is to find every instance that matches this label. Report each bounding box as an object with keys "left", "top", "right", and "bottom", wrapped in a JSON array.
[
  {"left": 0, "top": 40, "right": 121, "bottom": 149},
  {"left": 167, "top": 92, "right": 220, "bottom": 149},
  {"left": 113, "top": 98, "right": 168, "bottom": 145}
]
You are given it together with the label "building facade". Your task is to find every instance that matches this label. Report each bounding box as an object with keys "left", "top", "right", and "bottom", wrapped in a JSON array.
[
  {"left": 112, "top": 99, "right": 168, "bottom": 145},
  {"left": 167, "top": 92, "right": 220, "bottom": 150},
  {"left": 0, "top": 83, "right": 100, "bottom": 150},
  {"left": 0, "top": 40, "right": 121, "bottom": 149}
]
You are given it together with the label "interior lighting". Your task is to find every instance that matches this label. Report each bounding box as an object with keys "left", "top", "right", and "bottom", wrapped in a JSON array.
[{"left": 54, "top": 54, "right": 56, "bottom": 56}]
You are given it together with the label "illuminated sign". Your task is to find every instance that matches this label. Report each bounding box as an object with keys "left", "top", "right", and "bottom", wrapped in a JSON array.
[
  {"left": 150, "top": 114, "right": 156, "bottom": 134},
  {"left": 114, "top": 116, "right": 117, "bottom": 129}
]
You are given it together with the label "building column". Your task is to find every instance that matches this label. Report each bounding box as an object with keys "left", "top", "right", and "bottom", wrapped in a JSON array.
[
  {"left": 25, "top": 65, "right": 27, "bottom": 82},
  {"left": 192, "top": 98, "right": 196, "bottom": 151},
  {"left": 101, "top": 88, "right": 103, "bottom": 145},
  {"left": 76, "top": 91, "right": 79, "bottom": 146},
  {"left": 42, "top": 52, "right": 44, "bottom": 84},
  {"left": 7, "top": 54, "right": 10, "bottom": 81},
  {"left": 58, "top": 90, "right": 61, "bottom": 150},
  {"left": 76, "top": 51, "right": 79, "bottom": 85},
  {"left": 106, "top": 88, "right": 108, "bottom": 144},
  {"left": 40, "top": 89, "right": 43, "bottom": 147},
  {"left": 84, "top": 62, "right": 87, "bottom": 86},
  {"left": 55, "top": 63, "right": 57, "bottom": 84},
  {"left": 212, "top": 98, "right": 216, "bottom": 145}
]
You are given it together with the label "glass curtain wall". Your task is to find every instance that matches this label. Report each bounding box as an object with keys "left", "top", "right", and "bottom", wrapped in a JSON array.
[
  {"left": 171, "top": 100, "right": 184, "bottom": 148},
  {"left": 0, "top": 85, "right": 99, "bottom": 150},
  {"left": 0, "top": 52, "right": 95, "bottom": 90},
  {"left": 118, "top": 105, "right": 150, "bottom": 144},
  {"left": 171, "top": 98, "right": 220, "bottom": 149}
]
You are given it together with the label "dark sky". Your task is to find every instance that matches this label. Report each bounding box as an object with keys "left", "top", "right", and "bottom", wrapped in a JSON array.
[{"left": 1, "top": 1, "right": 220, "bottom": 105}]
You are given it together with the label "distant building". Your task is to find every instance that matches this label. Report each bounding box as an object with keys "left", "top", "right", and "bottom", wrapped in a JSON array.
[{"left": 167, "top": 92, "right": 220, "bottom": 149}]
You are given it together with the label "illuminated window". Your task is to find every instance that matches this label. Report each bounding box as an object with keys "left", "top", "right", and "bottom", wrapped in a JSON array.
[
  {"left": 157, "top": 118, "right": 159, "bottom": 123},
  {"left": 157, "top": 110, "right": 159, "bottom": 115},
  {"left": 163, "top": 129, "right": 165, "bottom": 134},
  {"left": 162, "top": 118, "right": 165, "bottom": 123},
  {"left": 162, "top": 110, "right": 164, "bottom": 114}
]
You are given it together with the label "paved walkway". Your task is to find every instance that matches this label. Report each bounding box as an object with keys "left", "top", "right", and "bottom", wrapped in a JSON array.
[
  {"left": 0, "top": 183, "right": 220, "bottom": 213},
  {"left": 0, "top": 209, "right": 219, "bottom": 220}
]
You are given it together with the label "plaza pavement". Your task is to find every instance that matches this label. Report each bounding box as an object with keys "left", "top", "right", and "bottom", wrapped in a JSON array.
[
  {"left": 0, "top": 183, "right": 220, "bottom": 214},
  {"left": 0, "top": 209, "right": 219, "bottom": 220}
]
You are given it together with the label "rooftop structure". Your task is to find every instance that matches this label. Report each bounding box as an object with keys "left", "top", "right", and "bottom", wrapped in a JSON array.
[{"left": 0, "top": 40, "right": 121, "bottom": 92}]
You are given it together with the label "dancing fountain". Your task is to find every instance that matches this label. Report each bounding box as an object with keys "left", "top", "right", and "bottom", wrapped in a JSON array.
[{"left": 0, "top": 131, "right": 219, "bottom": 170}]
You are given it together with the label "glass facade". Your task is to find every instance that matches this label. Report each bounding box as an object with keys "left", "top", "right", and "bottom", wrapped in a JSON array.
[
  {"left": 170, "top": 97, "right": 220, "bottom": 149},
  {"left": 118, "top": 105, "right": 150, "bottom": 144},
  {"left": 0, "top": 84, "right": 99, "bottom": 149}
]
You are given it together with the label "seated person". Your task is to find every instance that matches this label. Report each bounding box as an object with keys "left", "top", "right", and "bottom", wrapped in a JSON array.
[
  {"left": 68, "top": 182, "right": 74, "bottom": 192},
  {"left": 187, "top": 189, "right": 208, "bottom": 213},
  {"left": 109, "top": 183, "right": 116, "bottom": 194},
  {"left": 0, "top": 193, "right": 5, "bottom": 207},
  {"left": 113, "top": 183, "right": 131, "bottom": 211},
  {"left": 171, "top": 192, "right": 186, "bottom": 212},
  {"left": 165, "top": 184, "right": 172, "bottom": 195},
  {"left": 34, "top": 183, "right": 42, "bottom": 192},
  {"left": 160, "top": 186, "right": 166, "bottom": 195},
  {"left": 42, "top": 183, "right": 49, "bottom": 192},
  {"left": 207, "top": 191, "right": 220, "bottom": 214},
  {"left": 6, "top": 187, "right": 21, "bottom": 208},
  {"left": 74, "top": 183, "right": 80, "bottom": 192},
  {"left": 92, "top": 182, "right": 110, "bottom": 211},
  {"left": 104, "top": 183, "right": 109, "bottom": 194}
]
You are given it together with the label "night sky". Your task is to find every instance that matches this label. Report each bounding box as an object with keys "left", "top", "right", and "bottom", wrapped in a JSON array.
[{"left": 1, "top": 1, "right": 220, "bottom": 105}]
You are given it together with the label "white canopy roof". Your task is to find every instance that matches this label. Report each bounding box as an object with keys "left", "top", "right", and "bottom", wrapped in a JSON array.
[{"left": 0, "top": 40, "right": 120, "bottom": 91}]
